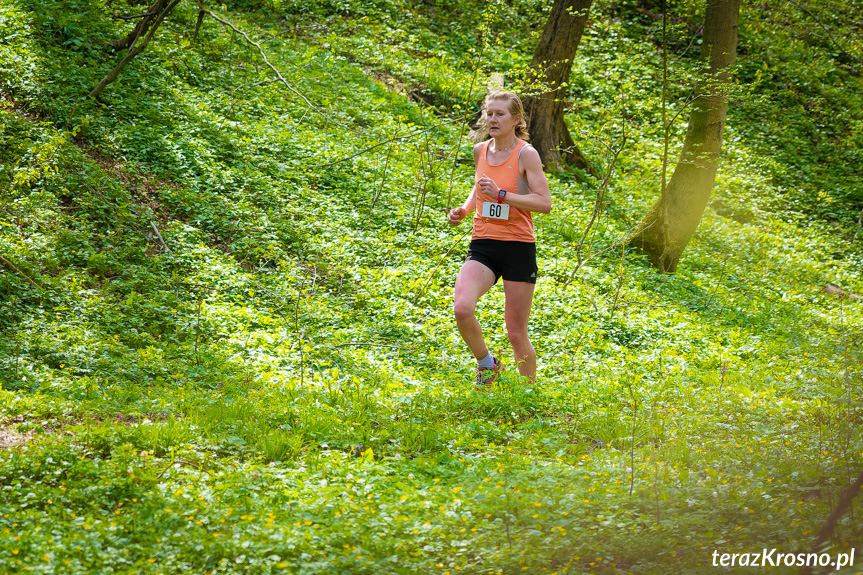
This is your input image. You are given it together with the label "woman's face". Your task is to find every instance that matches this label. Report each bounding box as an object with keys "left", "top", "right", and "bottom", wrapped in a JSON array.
[{"left": 485, "top": 100, "right": 519, "bottom": 139}]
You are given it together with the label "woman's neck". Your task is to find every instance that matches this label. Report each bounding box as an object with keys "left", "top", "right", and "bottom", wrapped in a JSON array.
[{"left": 491, "top": 135, "right": 518, "bottom": 153}]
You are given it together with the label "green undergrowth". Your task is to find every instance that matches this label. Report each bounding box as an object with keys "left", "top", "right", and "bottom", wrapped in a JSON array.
[{"left": 1, "top": 0, "right": 862, "bottom": 573}]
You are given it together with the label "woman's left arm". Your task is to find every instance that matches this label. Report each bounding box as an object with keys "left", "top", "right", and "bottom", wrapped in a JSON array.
[
  {"left": 477, "top": 147, "right": 552, "bottom": 214},
  {"left": 511, "top": 146, "right": 552, "bottom": 214}
]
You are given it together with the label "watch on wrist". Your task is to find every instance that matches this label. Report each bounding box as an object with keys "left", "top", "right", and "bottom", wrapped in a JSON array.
[{"left": 497, "top": 189, "right": 507, "bottom": 204}]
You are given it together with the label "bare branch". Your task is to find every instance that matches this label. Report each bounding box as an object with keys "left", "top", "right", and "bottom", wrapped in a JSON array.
[
  {"left": 149, "top": 221, "right": 170, "bottom": 252},
  {"left": 0, "top": 254, "right": 45, "bottom": 290},
  {"left": 618, "top": 286, "right": 742, "bottom": 310},
  {"left": 193, "top": 9, "right": 206, "bottom": 41},
  {"left": 414, "top": 225, "right": 472, "bottom": 301},
  {"left": 108, "top": 0, "right": 183, "bottom": 53},
  {"left": 854, "top": 206, "right": 863, "bottom": 243},
  {"left": 673, "top": 24, "right": 704, "bottom": 62},
  {"left": 115, "top": 11, "right": 159, "bottom": 21},
  {"left": 562, "top": 219, "right": 654, "bottom": 290},
  {"left": 156, "top": 458, "right": 211, "bottom": 479},
  {"left": 334, "top": 343, "right": 415, "bottom": 350},
  {"left": 561, "top": 124, "right": 630, "bottom": 290},
  {"left": 124, "top": 9, "right": 154, "bottom": 55},
  {"left": 572, "top": 129, "right": 627, "bottom": 274},
  {"left": 309, "top": 116, "right": 465, "bottom": 169},
  {"left": 443, "top": 31, "right": 487, "bottom": 209},
  {"left": 787, "top": 0, "right": 863, "bottom": 68},
  {"left": 229, "top": 78, "right": 279, "bottom": 99},
  {"left": 195, "top": 9, "right": 319, "bottom": 115}
]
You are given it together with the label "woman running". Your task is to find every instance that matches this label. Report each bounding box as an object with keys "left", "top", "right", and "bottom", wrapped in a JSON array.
[{"left": 448, "top": 91, "right": 552, "bottom": 386}]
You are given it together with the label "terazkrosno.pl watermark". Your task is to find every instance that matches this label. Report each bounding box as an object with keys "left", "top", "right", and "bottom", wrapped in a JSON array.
[{"left": 712, "top": 549, "right": 856, "bottom": 569}]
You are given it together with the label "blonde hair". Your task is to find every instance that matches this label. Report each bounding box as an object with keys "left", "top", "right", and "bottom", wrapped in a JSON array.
[{"left": 471, "top": 91, "right": 530, "bottom": 142}]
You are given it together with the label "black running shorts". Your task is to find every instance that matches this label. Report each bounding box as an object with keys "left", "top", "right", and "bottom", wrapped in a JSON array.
[{"left": 465, "top": 239, "right": 538, "bottom": 284}]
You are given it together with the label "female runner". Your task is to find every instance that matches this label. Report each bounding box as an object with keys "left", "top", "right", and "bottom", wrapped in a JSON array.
[{"left": 448, "top": 91, "right": 552, "bottom": 386}]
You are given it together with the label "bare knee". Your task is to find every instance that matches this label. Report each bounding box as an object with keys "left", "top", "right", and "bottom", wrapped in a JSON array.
[
  {"left": 453, "top": 301, "right": 476, "bottom": 323},
  {"left": 507, "top": 329, "right": 531, "bottom": 351}
]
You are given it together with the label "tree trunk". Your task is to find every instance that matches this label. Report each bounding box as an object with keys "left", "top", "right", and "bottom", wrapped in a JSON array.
[
  {"left": 629, "top": 0, "right": 740, "bottom": 273},
  {"left": 523, "top": 0, "right": 594, "bottom": 172},
  {"left": 90, "top": 0, "right": 182, "bottom": 99},
  {"left": 109, "top": 1, "right": 167, "bottom": 52}
]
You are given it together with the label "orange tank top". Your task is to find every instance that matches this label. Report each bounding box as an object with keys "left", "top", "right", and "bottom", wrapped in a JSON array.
[{"left": 472, "top": 139, "right": 535, "bottom": 243}]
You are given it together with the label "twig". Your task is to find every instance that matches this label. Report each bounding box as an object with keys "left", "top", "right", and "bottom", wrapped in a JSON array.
[
  {"left": 229, "top": 78, "right": 279, "bottom": 98},
  {"left": 618, "top": 286, "right": 743, "bottom": 310},
  {"left": 150, "top": 221, "right": 170, "bottom": 251},
  {"left": 570, "top": 127, "right": 627, "bottom": 284},
  {"left": 156, "top": 458, "right": 210, "bottom": 480},
  {"left": 115, "top": 11, "right": 159, "bottom": 21},
  {"left": 195, "top": 10, "right": 319, "bottom": 115},
  {"left": 701, "top": 252, "right": 729, "bottom": 308},
  {"left": 174, "top": 281, "right": 226, "bottom": 292},
  {"left": 0, "top": 255, "right": 45, "bottom": 290},
  {"left": 443, "top": 18, "right": 487, "bottom": 210},
  {"left": 609, "top": 240, "right": 627, "bottom": 319},
  {"left": 295, "top": 272, "right": 313, "bottom": 388},
  {"left": 334, "top": 343, "right": 415, "bottom": 350},
  {"left": 124, "top": 9, "right": 151, "bottom": 55},
  {"left": 673, "top": 24, "right": 704, "bottom": 62},
  {"left": 410, "top": 54, "right": 439, "bottom": 234},
  {"left": 562, "top": 219, "right": 652, "bottom": 290},
  {"left": 194, "top": 297, "right": 203, "bottom": 366},
  {"left": 624, "top": 378, "right": 638, "bottom": 497},
  {"left": 156, "top": 448, "right": 176, "bottom": 480},
  {"left": 310, "top": 116, "right": 464, "bottom": 169},
  {"left": 363, "top": 128, "right": 396, "bottom": 228},
  {"left": 853, "top": 206, "right": 863, "bottom": 243},
  {"left": 414, "top": 225, "right": 472, "bottom": 301},
  {"left": 787, "top": 0, "right": 863, "bottom": 68},
  {"left": 503, "top": 478, "right": 514, "bottom": 549},
  {"left": 667, "top": 91, "right": 697, "bottom": 128},
  {"left": 659, "top": 0, "right": 671, "bottom": 267},
  {"left": 412, "top": 121, "right": 432, "bottom": 233}
]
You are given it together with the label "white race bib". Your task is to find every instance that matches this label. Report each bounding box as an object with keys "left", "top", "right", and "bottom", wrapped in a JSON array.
[{"left": 481, "top": 201, "right": 510, "bottom": 221}]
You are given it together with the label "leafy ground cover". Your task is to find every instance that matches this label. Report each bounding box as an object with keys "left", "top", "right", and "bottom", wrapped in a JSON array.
[{"left": 1, "top": 0, "right": 861, "bottom": 573}]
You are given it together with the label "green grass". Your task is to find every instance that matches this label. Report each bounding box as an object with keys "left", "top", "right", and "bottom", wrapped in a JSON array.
[{"left": 1, "top": 0, "right": 862, "bottom": 573}]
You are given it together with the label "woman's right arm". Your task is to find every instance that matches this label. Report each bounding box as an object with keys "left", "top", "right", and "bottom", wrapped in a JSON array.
[
  {"left": 448, "top": 186, "right": 475, "bottom": 225},
  {"left": 448, "top": 143, "right": 483, "bottom": 226}
]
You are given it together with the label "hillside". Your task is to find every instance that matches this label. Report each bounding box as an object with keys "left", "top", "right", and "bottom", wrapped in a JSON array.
[{"left": 1, "top": 0, "right": 862, "bottom": 573}]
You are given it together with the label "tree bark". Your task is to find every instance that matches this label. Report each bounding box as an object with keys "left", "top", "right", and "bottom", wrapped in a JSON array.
[
  {"left": 629, "top": 0, "right": 740, "bottom": 273},
  {"left": 523, "top": 0, "right": 594, "bottom": 172}
]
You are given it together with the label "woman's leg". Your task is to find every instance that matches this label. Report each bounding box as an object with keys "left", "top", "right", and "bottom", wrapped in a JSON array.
[
  {"left": 453, "top": 260, "right": 497, "bottom": 360},
  {"left": 503, "top": 280, "right": 536, "bottom": 382}
]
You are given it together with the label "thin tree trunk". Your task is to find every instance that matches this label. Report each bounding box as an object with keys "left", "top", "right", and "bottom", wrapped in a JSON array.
[
  {"left": 799, "top": 470, "right": 863, "bottom": 575},
  {"left": 630, "top": 0, "right": 740, "bottom": 273},
  {"left": 90, "top": 0, "right": 182, "bottom": 98},
  {"left": 523, "top": 0, "right": 594, "bottom": 172},
  {"left": 109, "top": 1, "right": 168, "bottom": 52}
]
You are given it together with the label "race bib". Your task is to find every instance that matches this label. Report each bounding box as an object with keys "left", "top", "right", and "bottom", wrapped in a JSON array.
[{"left": 481, "top": 201, "right": 510, "bottom": 221}]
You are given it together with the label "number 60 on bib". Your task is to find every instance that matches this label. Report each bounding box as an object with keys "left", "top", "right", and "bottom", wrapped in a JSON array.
[{"left": 481, "top": 201, "right": 510, "bottom": 221}]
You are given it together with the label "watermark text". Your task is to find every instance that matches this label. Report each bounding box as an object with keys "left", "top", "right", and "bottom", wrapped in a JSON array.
[{"left": 712, "top": 548, "right": 855, "bottom": 569}]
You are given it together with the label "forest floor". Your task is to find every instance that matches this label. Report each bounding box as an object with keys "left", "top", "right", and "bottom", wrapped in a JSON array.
[{"left": 1, "top": 1, "right": 862, "bottom": 574}]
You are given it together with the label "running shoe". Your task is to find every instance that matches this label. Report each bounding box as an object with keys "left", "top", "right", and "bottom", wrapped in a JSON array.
[{"left": 475, "top": 357, "right": 504, "bottom": 389}]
